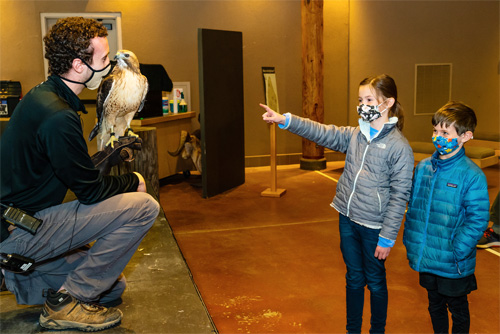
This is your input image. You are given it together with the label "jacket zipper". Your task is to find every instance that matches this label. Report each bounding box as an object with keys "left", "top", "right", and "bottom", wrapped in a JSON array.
[
  {"left": 456, "top": 262, "right": 462, "bottom": 275},
  {"left": 450, "top": 228, "right": 462, "bottom": 275},
  {"left": 416, "top": 165, "right": 438, "bottom": 271},
  {"left": 377, "top": 191, "right": 382, "bottom": 213},
  {"left": 451, "top": 227, "right": 462, "bottom": 276},
  {"left": 346, "top": 143, "right": 370, "bottom": 216}
]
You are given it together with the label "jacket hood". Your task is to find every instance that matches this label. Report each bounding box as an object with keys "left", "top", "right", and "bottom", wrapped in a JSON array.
[{"left": 359, "top": 116, "right": 398, "bottom": 141}]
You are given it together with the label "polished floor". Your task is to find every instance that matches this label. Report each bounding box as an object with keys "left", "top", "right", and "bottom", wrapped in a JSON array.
[
  {"left": 161, "top": 161, "right": 500, "bottom": 334},
  {"left": 1, "top": 161, "right": 499, "bottom": 333}
]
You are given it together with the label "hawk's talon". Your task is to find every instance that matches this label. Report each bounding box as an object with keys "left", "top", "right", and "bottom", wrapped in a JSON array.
[
  {"left": 106, "top": 132, "right": 118, "bottom": 148},
  {"left": 126, "top": 128, "right": 139, "bottom": 138}
]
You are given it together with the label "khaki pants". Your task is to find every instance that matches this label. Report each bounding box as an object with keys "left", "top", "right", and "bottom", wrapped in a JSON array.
[{"left": 0, "top": 192, "right": 159, "bottom": 305}]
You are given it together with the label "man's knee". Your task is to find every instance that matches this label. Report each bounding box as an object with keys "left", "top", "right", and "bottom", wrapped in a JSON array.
[
  {"left": 130, "top": 192, "right": 160, "bottom": 226},
  {"left": 141, "top": 193, "right": 160, "bottom": 217}
]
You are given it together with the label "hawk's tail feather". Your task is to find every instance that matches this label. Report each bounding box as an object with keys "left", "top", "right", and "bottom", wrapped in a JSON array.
[{"left": 89, "top": 124, "right": 99, "bottom": 141}]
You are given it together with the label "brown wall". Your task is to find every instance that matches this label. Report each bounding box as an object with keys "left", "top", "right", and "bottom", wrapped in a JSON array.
[
  {"left": 348, "top": 0, "right": 499, "bottom": 141},
  {"left": 1, "top": 0, "right": 498, "bottom": 162}
]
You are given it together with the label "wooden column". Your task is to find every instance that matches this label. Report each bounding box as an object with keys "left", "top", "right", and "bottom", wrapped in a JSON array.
[{"left": 301, "top": 0, "right": 326, "bottom": 170}]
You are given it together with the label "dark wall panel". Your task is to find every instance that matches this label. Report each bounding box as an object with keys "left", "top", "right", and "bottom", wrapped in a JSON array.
[{"left": 198, "top": 29, "right": 245, "bottom": 198}]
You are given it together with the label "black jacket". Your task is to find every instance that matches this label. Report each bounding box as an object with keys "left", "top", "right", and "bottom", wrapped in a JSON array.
[{"left": 0, "top": 76, "right": 138, "bottom": 240}]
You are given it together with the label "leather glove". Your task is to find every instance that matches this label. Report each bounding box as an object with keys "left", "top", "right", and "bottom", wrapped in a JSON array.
[{"left": 91, "top": 136, "right": 143, "bottom": 175}]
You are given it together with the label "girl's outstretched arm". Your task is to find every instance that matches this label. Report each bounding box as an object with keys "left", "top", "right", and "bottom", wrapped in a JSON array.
[{"left": 260, "top": 104, "right": 286, "bottom": 125}]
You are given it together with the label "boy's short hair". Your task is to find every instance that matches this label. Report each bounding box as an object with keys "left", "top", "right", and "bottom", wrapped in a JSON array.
[{"left": 432, "top": 101, "right": 477, "bottom": 135}]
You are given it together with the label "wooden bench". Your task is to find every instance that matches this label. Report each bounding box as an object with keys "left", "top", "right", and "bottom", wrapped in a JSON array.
[
  {"left": 467, "top": 133, "right": 500, "bottom": 157},
  {"left": 410, "top": 141, "right": 498, "bottom": 169}
]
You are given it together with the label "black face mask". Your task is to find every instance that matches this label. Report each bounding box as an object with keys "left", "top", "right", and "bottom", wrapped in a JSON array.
[{"left": 59, "top": 58, "right": 112, "bottom": 90}]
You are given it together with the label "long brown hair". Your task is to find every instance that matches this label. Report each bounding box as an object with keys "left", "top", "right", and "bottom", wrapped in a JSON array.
[{"left": 360, "top": 74, "right": 404, "bottom": 131}]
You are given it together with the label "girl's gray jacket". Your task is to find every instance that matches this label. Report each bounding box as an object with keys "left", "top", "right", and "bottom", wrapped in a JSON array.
[{"left": 284, "top": 114, "right": 414, "bottom": 241}]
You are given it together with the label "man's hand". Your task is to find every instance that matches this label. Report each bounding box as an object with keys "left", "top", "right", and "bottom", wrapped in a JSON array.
[
  {"left": 374, "top": 246, "right": 391, "bottom": 260},
  {"left": 260, "top": 104, "right": 286, "bottom": 125},
  {"left": 133, "top": 172, "right": 146, "bottom": 193},
  {"left": 90, "top": 136, "right": 142, "bottom": 175}
]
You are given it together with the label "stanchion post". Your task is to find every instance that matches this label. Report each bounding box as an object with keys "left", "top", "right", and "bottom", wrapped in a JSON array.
[{"left": 261, "top": 123, "right": 286, "bottom": 197}]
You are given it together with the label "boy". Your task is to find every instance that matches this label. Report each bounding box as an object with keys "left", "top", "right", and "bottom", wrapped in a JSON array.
[{"left": 403, "top": 101, "right": 490, "bottom": 333}]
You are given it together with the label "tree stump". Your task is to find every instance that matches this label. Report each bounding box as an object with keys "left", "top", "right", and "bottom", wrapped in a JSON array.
[{"left": 110, "top": 126, "right": 160, "bottom": 198}]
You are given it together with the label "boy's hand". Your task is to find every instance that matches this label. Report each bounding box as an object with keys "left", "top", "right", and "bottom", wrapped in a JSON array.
[
  {"left": 374, "top": 246, "right": 391, "bottom": 260},
  {"left": 260, "top": 104, "right": 286, "bottom": 125}
]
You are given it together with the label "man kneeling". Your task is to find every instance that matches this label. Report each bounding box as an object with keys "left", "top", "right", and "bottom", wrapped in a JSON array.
[{"left": 0, "top": 17, "right": 159, "bottom": 331}]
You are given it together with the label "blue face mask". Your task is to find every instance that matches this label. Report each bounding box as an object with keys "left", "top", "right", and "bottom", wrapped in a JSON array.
[{"left": 432, "top": 136, "right": 460, "bottom": 155}]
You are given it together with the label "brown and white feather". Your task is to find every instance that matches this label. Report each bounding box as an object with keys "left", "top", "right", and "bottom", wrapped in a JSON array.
[{"left": 91, "top": 50, "right": 148, "bottom": 150}]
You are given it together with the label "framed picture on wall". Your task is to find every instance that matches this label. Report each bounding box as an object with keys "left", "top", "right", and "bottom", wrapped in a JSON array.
[
  {"left": 262, "top": 67, "right": 279, "bottom": 113},
  {"left": 172, "top": 82, "right": 191, "bottom": 111}
]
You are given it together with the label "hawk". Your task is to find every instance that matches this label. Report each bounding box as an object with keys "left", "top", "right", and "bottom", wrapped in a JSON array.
[{"left": 89, "top": 50, "right": 149, "bottom": 150}]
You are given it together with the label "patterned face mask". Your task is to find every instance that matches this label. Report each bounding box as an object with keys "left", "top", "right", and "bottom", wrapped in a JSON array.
[
  {"left": 432, "top": 136, "right": 460, "bottom": 155},
  {"left": 357, "top": 101, "right": 388, "bottom": 122}
]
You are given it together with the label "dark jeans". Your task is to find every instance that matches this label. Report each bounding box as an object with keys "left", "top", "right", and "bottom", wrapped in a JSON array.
[
  {"left": 427, "top": 289, "right": 470, "bottom": 334},
  {"left": 339, "top": 214, "right": 388, "bottom": 334}
]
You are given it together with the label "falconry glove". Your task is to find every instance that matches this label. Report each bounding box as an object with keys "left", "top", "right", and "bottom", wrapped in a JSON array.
[{"left": 91, "top": 135, "right": 142, "bottom": 175}]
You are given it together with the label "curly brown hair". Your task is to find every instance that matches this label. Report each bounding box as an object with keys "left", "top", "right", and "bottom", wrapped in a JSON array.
[{"left": 43, "top": 17, "right": 108, "bottom": 76}]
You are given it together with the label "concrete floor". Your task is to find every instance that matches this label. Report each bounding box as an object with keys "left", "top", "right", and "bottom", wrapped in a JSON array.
[
  {"left": 1, "top": 160, "right": 499, "bottom": 333},
  {"left": 0, "top": 207, "right": 216, "bottom": 334}
]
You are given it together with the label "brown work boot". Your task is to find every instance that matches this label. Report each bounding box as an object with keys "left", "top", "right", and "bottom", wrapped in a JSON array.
[{"left": 39, "top": 289, "right": 122, "bottom": 332}]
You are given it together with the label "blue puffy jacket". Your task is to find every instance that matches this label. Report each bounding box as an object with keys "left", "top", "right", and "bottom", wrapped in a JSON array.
[{"left": 403, "top": 148, "right": 489, "bottom": 278}]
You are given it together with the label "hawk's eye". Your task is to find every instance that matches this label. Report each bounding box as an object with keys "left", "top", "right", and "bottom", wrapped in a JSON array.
[{"left": 125, "top": 54, "right": 130, "bottom": 58}]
